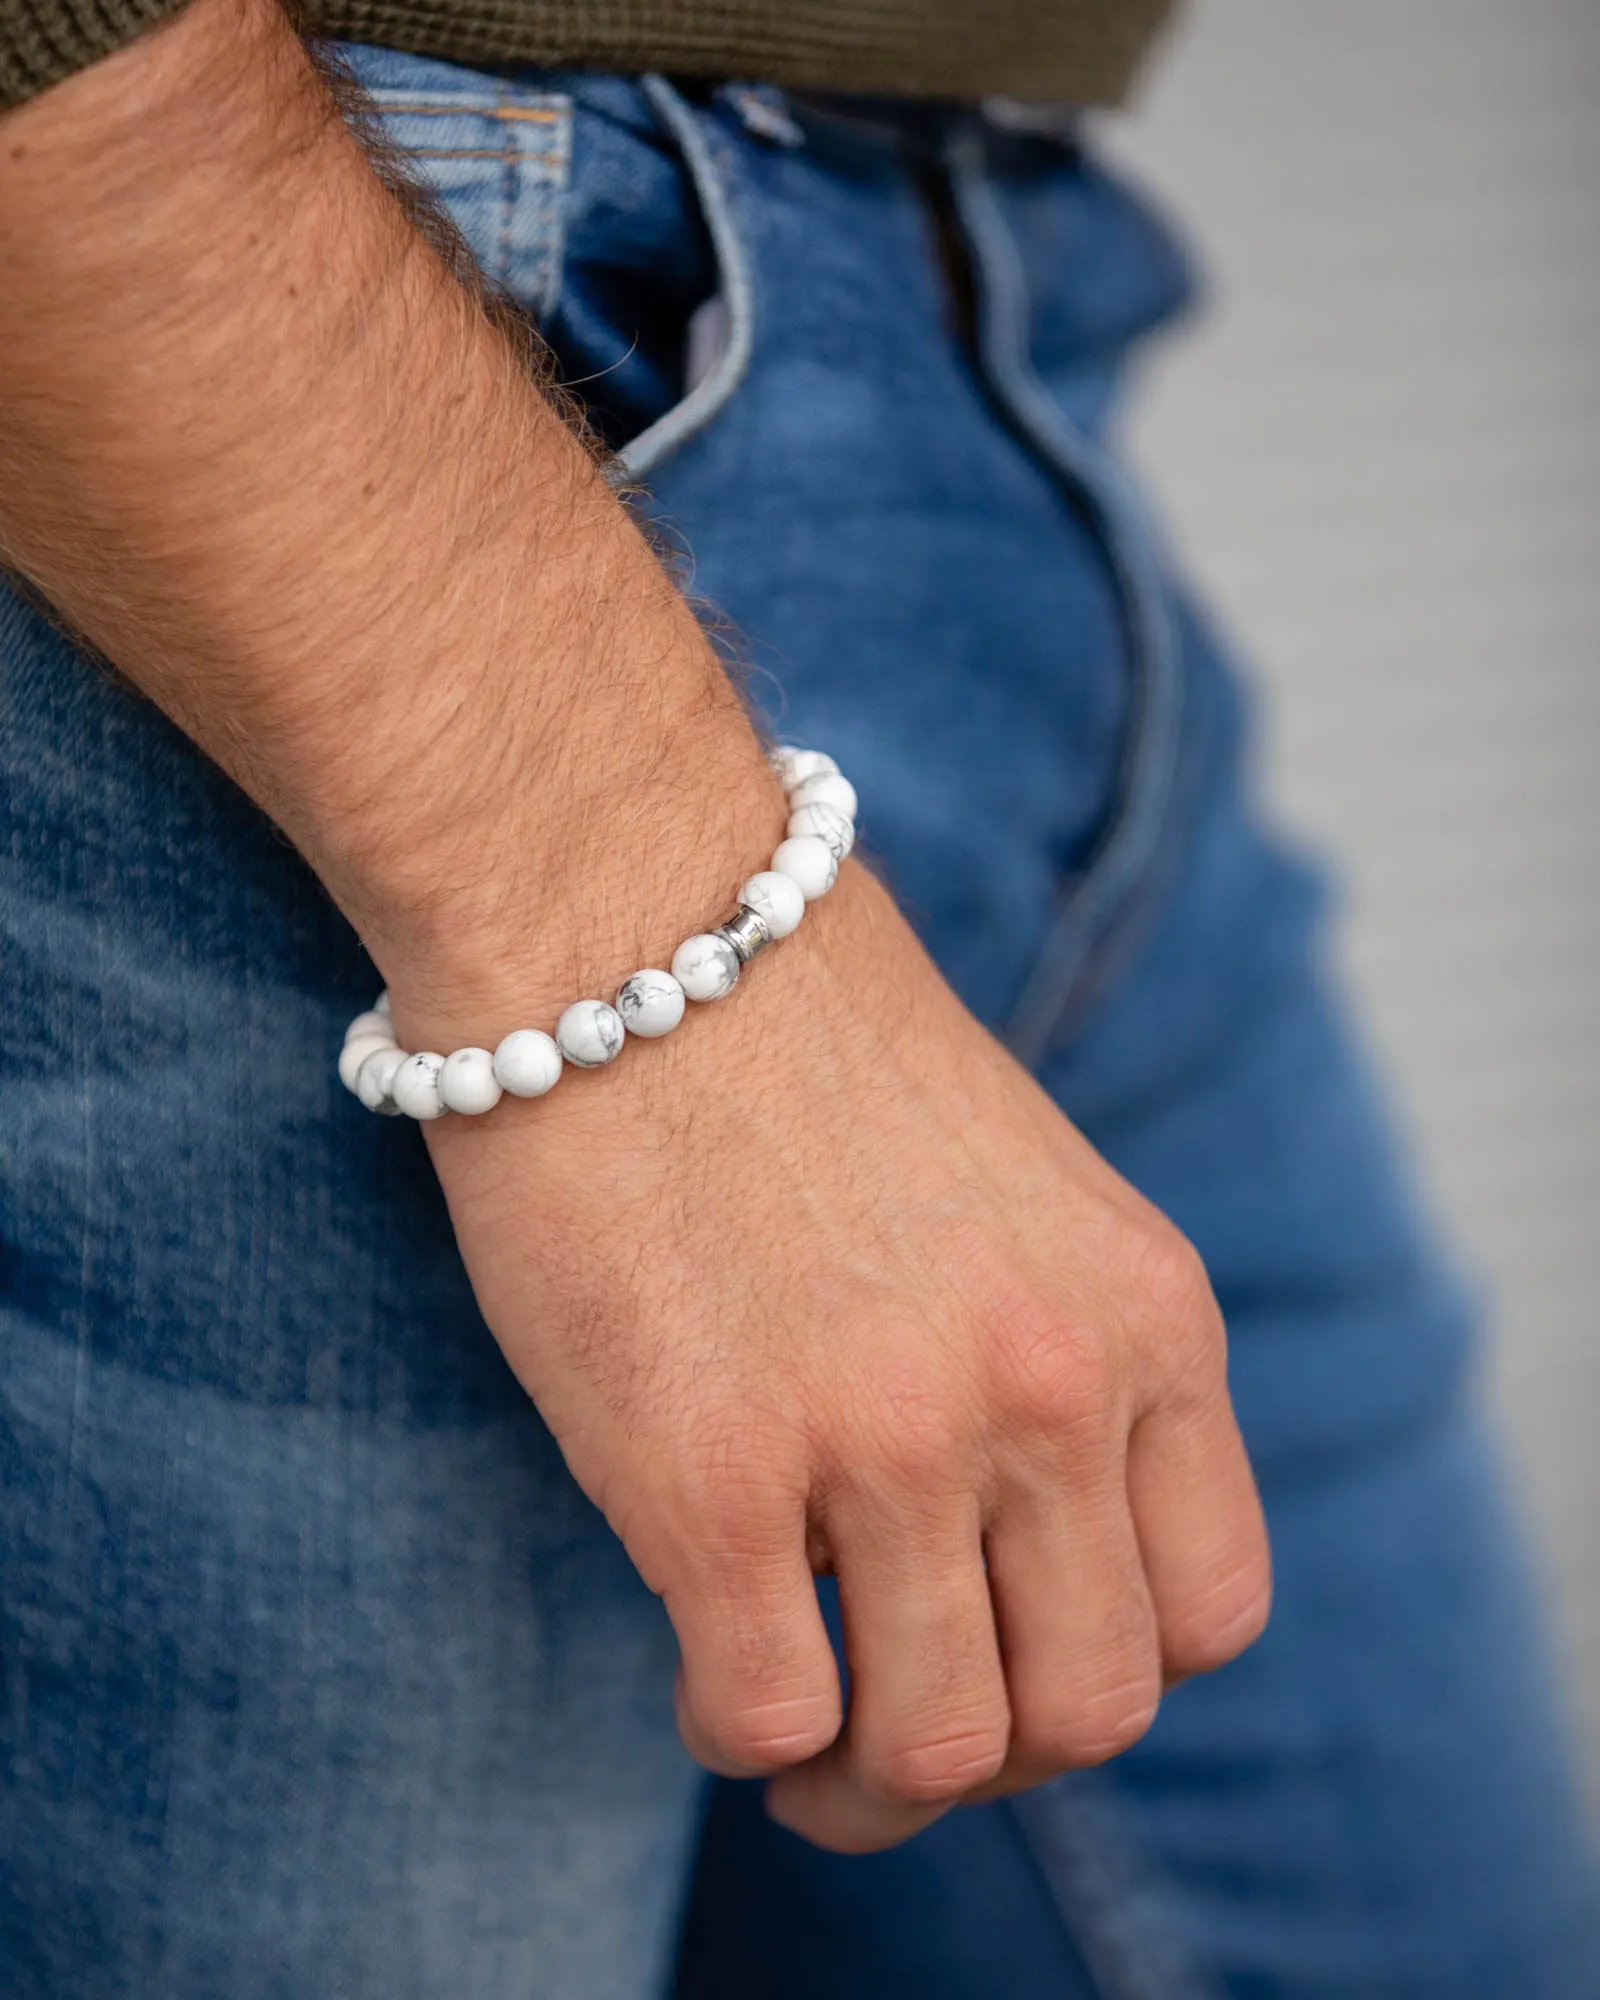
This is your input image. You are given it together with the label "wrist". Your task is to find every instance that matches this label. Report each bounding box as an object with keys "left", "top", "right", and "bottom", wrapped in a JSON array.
[
  {"left": 363, "top": 693, "right": 790, "bottom": 1054},
  {"left": 411, "top": 853, "right": 897, "bottom": 1179},
  {"left": 350, "top": 734, "right": 897, "bottom": 1127}
]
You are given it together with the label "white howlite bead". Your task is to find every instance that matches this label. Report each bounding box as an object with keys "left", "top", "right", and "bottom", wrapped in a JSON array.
[
  {"left": 391, "top": 1051, "right": 449, "bottom": 1120},
  {"left": 770, "top": 745, "right": 839, "bottom": 789},
  {"left": 439, "top": 1046, "right": 504, "bottom": 1116},
  {"left": 737, "top": 869, "right": 806, "bottom": 940},
  {"left": 672, "top": 932, "right": 742, "bottom": 1001},
  {"left": 493, "top": 1028, "right": 564, "bottom": 1098},
  {"left": 356, "top": 1044, "right": 408, "bottom": 1114},
  {"left": 787, "top": 770, "right": 858, "bottom": 821},
  {"left": 771, "top": 834, "right": 838, "bottom": 901},
  {"left": 345, "top": 1010, "right": 392, "bottom": 1047},
  {"left": 787, "top": 801, "right": 854, "bottom": 859},
  {"left": 616, "top": 969, "right": 686, "bottom": 1038},
  {"left": 339, "top": 1031, "right": 396, "bottom": 1093},
  {"left": 374, "top": 990, "right": 391, "bottom": 1017},
  {"left": 556, "top": 999, "right": 626, "bottom": 1067}
]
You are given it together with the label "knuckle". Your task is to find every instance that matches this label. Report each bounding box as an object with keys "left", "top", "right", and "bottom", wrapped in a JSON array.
[
  {"left": 866, "top": 1721, "right": 1010, "bottom": 1805},
  {"left": 987, "top": 1298, "right": 1119, "bottom": 1443},
  {"left": 849, "top": 1369, "right": 969, "bottom": 1498},
  {"left": 1132, "top": 1220, "right": 1219, "bottom": 1346},
  {"left": 1023, "top": 1671, "right": 1162, "bottom": 1770},
  {"left": 977, "top": 1283, "right": 1124, "bottom": 1455},
  {"left": 1165, "top": 1550, "right": 1274, "bottom": 1674},
  {"left": 671, "top": 1410, "right": 802, "bottom": 1552},
  {"left": 706, "top": 1691, "right": 841, "bottom": 1774}
]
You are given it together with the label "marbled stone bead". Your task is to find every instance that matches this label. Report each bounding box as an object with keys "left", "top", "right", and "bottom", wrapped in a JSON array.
[
  {"left": 771, "top": 833, "right": 838, "bottom": 901},
  {"left": 672, "top": 932, "right": 742, "bottom": 1001},
  {"left": 492, "top": 1028, "right": 564, "bottom": 1098},
  {"left": 787, "top": 770, "right": 858, "bottom": 822},
  {"left": 339, "top": 1030, "right": 396, "bottom": 1093},
  {"left": 557, "top": 999, "right": 626, "bottom": 1067},
  {"left": 374, "top": 990, "right": 391, "bottom": 1017},
  {"left": 770, "top": 744, "right": 839, "bottom": 790},
  {"left": 439, "top": 1046, "right": 504, "bottom": 1115},
  {"left": 391, "top": 1051, "right": 449, "bottom": 1120},
  {"left": 616, "top": 969, "right": 687, "bottom": 1038},
  {"left": 787, "top": 801, "right": 854, "bottom": 859},
  {"left": 345, "top": 1009, "right": 392, "bottom": 1047},
  {"left": 356, "top": 1043, "right": 408, "bottom": 1115},
  {"left": 738, "top": 869, "right": 806, "bottom": 940}
]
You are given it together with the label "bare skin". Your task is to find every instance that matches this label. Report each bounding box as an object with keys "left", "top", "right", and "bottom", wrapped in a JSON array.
[{"left": 0, "top": 0, "right": 1270, "bottom": 1854}]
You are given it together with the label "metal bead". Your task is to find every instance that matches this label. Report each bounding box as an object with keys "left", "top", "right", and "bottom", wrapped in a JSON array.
[{"left": 717, "top": 905, "right": 774, "bottom": 963}]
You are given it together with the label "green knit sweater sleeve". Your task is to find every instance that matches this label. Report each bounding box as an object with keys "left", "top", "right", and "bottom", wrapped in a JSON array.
[
  {"left": 1, "top": 0, "right": 190, "bottom": 107},
  {"left": 2, "top": 0, "right": 1173, "bottom": 122}
]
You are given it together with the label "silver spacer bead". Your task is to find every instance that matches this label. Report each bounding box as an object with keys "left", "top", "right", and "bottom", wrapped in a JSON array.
[{"left": 717, "top": 905, "right": 774, "bottom": 963}]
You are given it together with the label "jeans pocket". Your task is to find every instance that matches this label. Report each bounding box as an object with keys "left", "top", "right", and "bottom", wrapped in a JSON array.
[
  {"left": 528, "top": 75, "right": 734, "bottom": 459},
  {"left": 333, "top": 45, "right": 573, "bottom": 323},
  {"left": 332, "top": 52, "right": 731, "bottom": 456}
]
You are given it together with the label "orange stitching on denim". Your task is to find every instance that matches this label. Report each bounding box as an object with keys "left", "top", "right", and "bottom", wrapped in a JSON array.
[{"left": 369, "top": 100, "right": 563, "bottom": 123}]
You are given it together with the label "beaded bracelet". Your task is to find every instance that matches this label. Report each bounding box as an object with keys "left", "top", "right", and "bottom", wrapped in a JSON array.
[{"left": 338, "top": 746, "right": 856, "bottom": 1120}]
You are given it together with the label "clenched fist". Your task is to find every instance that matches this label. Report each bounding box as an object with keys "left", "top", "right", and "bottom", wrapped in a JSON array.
[{"left": 408, "top": 855, "right": 1271, "bottom": 1856}]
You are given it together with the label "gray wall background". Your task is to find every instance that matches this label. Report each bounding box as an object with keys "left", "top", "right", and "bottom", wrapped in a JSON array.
[{"left": 1105, "top": 0, "right": 1600, "bottom": 1786}]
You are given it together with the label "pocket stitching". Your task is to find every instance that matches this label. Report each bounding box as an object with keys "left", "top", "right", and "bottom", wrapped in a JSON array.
[{"left": 362, "top": 89, "right": 572, "bottom": 314}]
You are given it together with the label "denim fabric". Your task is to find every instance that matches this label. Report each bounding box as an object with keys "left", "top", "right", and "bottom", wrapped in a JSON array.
[{"left": 1, "top": 49, "right": 1595, "bottom": 2000}]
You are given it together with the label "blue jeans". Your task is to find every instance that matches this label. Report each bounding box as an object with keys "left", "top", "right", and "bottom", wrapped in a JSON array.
[{"left": 1, "top": 53, "right": 1594, "bottom": 2000}]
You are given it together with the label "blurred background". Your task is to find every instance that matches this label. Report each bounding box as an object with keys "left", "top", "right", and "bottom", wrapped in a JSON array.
[{"left": 1107, "top": 0, "right": 1600, "bottom": 1793}]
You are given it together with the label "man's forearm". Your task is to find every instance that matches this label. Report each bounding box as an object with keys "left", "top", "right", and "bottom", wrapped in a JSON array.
[
  {"left": 0, "top": 10, "right": 1277, "bottom": 1859},
  {"left": 0, "top": 0, "right": 779, "bottom": 1033}
]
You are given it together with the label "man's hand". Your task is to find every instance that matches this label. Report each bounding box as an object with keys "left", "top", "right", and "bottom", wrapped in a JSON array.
[
  {"left": 0, "top": 0, "right": 1270, "bottom": 1854},
  {"left": 410, "top": 858, "right": 1270, "bottom": 1854}
]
